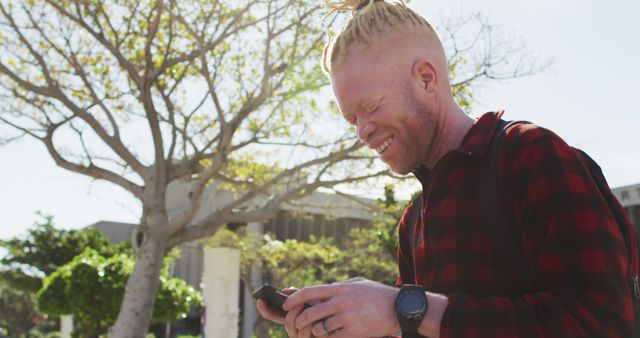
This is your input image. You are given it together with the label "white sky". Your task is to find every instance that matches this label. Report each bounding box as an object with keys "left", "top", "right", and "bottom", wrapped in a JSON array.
[{"left": 1, "top": 0, "right": 639, "bottom": 240}]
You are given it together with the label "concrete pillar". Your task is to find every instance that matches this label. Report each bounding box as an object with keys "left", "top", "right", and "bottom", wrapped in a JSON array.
[
  {"left": 203, "top": 247, "right": 241, "bottom": 338},
  {"left": 242, "top": 222, "right": 264, "bottom": 338},
  {"left": 60, "top": 315, "right": 73, "bottom": 338}
]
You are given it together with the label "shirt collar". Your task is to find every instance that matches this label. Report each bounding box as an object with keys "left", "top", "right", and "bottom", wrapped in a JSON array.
[
  {"left": 412, "top": 111, "right": 504, "bottom": 187},
  {"left": 456, "top": 110, "right": 505, "bottom": 158}
]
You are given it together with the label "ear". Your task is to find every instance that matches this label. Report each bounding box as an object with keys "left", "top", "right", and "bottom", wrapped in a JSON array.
[{"left": 411, "top": 59, "right": 438, "bottom": 93}]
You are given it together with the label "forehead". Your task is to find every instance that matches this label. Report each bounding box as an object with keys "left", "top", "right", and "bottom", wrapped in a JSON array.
[{"left": 331, "top": 48, "right": 403, "bottom": 111}]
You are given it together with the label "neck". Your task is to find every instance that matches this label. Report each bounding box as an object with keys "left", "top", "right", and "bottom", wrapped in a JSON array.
[{"left": 423, "top": 102, "right": 474, "bottom": 169}]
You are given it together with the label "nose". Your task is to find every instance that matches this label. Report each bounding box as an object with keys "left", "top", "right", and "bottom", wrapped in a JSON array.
[{"left": 357, "top": 119, "right": 375, "bottom": 141}]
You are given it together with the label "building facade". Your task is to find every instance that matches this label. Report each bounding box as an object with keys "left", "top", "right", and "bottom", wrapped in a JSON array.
[{"left": 612, "top": 183, "right": 640, "bottom": 229}]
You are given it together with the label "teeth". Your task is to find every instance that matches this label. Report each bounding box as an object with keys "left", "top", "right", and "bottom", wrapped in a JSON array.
[{"left": 375, "top": 136, "right": 393, "bottom": 154}]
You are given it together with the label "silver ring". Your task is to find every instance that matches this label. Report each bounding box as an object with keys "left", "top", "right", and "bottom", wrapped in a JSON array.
[{"left": 322, "top": 317, "right": 331, "bottom": 335}]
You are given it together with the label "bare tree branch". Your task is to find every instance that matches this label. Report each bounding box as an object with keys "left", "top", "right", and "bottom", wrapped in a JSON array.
[
  {"left": 168, "top": 168, "right": 389, "bottom": 247},
  {"left": 51, "top": 0, "right": 142, "bottom": 90},
  {"left": 42, "top": 124, "right": 143, "bottom": 198}
]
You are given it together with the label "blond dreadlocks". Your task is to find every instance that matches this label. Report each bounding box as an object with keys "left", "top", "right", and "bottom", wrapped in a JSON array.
[{"left": 322, "top": 0, "right": 440, "bottom": 73}]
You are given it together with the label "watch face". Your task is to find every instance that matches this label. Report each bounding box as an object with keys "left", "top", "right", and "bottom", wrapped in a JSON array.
[
  {"left": 398, "top": 290, "right": 426, "bottom": 316},
  {"left": 400, "top": 293, "right": 425, "bottom": 313}
]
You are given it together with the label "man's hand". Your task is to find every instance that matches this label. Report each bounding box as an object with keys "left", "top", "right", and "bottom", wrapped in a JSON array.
[
  {"left": 256, "top": 287, "right": 295, "bottom": 324},
  {"left": 283, "top": 278, "right": 401, "bottom": 337},
  {"left": 255, "top": 287, "right": 315, "bottom": 337}
]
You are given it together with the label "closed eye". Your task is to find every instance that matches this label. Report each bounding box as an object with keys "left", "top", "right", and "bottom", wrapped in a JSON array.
[
  {"left": 344, "top": 114, "right": 357, "bottom": 126},
  {"left": 365, "top": 99, "right": 383, "bottom": 117}
]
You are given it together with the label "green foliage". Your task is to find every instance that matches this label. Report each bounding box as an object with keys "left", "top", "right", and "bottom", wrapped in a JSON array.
[
  {"left": 217, "top": 154, "right": 283, "bottom": 194},
  {"left": 336, "top": 222, "right": 399, "bottom": 286},
  {"left": 35, "top": 266, "right": 70, "bottom": 316},
  {"left": 0, "top": 287, "right": 38, "bottom": 337},
  {"left": 153, "top": 276, "right": 201, "bottom": 323},
  {"left": 204, "top": 226, "right": 244, "bottom": 250},
  {"left": 383, "top": 184, "right": 397, "bottom": 207},
  {"left": 36, "top": 248, "right": 201, "bottom": 337},
  {"left": 18, "top": 329, "right": 61, "bottom": 338},
  {"left": 242, "top": 187, "right": 407, "bottom": 336},
  {"left": 260, "top": 237, "right": 346, "bottom": 287},
  {"left": 0, "top": 215, "right": 118, "bottom": 293},
  {"left": 448, "top": 56, "right": 476, "bottom": 110},
  {"left": 249, "top": 214, "right": 401, "bottom": 337},
  {"left": 331, "top": 188, "right": 404, "bottom": 285}
]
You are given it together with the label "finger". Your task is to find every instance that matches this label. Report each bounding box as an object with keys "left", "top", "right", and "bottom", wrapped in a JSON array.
[
  {"left": 312, "top": 311, "right": 356, "bottom": 338},
  {"left": 294, "top": 297, "right": 337, "bottom": 329},
  {"left": 338, "top": 276, "right": 365, "bottom": 284},
  {"left": 284, "top": 285, "right": 337, "bottom": 311},
  {"left": 297, "top": 323, "right": 314, "bottom": 338},
  {"left": 256, "top": 299, "right": 285, "bottom": 324},
  {"left": 282, "top": 287, "right": 299, "bottom": 295},
  {"left": 284, "top": 304, "right": 304, "bottom": 338},
  {"left": 312, "top": 316, "right": 341, "bottom": 337}
]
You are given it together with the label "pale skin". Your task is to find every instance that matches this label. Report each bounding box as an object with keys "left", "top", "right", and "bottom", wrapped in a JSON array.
[{"left": 258, "top": 27, "right": 474, "bottom": 337}]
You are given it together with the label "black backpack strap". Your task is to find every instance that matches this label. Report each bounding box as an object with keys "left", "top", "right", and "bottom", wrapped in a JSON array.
[
  {"left": 575, "top": 148, "right": 640, "bottom": 336},
  {"left": 574, "top": 148, "right": 640, "bottom": 275},
  {"left": 477, "top": 120, "right": 529, "bottom": 277},
  {"left": 476, "top": 119, "right": 640, "bottom": 335},
  {"left": 407, "top": 192, "right": 423, "bottom": 256},
  {"left": 575, "top": 149, "right": 640, "bottom": 321}
]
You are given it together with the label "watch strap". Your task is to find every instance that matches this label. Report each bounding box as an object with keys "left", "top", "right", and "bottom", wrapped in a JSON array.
[{"left": 395, "top": 284, "right": 427, "bottom": 335}]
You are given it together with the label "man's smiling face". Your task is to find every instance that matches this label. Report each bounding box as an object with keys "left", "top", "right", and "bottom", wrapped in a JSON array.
[{"left": 331, "top": 41, "right": 441, "bottom": 175}]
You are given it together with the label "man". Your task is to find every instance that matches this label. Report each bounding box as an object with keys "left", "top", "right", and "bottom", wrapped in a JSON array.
[{"left": 258, "top": 0, "right": 633, "bottom": 337}]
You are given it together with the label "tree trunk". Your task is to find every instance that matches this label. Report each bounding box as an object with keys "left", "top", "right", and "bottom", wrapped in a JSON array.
[
  {"left": 111, "top": 227, "right": 167, "bottom": 338},
  {"left": 255, "top": 319, "right": 271, "bottom": 338}
]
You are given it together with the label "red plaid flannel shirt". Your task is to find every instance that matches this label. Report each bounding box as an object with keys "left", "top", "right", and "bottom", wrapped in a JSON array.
[{"left": 396, "top": 112, "right": 633, "bottom": 337}]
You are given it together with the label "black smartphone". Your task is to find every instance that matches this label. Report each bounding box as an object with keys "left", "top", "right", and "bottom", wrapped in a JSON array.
[
  {"left": 252, "top": 284, "right": 289, "bottom": 312},
  {"left": 252, "top": 284, "right": 311, "bottom": 312}
]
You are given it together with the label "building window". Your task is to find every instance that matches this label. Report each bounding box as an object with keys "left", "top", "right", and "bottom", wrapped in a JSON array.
[
  {"left": 264, "top": 210, "right": 371, "bottom": 245},
  {"left": 621, "top": 190, "right": 630, "bottom": 201},
  {"left": 631, "top": 205, "right": 640, "bottom": 230}
]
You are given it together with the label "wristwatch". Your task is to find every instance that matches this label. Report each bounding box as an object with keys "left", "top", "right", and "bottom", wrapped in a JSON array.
[{"left": 394, "top": 284, "right": 428, "bottom": 336}]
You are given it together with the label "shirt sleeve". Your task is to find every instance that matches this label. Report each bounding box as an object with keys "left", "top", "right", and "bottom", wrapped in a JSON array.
[
  {"left": 439, "top": 124, "right": 633, "bottom": 338},
  {"left": 396, "top": 201, "right": 417, "bottom": 287}
]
